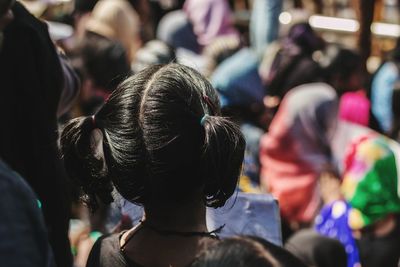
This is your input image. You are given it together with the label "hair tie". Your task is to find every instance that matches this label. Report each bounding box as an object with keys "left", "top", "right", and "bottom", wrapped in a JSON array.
[
  {"left": 202, "top": 95, "right": 216, "bottom": 115},
  {"left": 200, "top": 115, "right": 209, "bottom": 126}
]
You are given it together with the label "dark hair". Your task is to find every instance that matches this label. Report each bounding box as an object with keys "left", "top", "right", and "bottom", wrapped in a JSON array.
[
  {"left": 74, "top": 0, "right": 98, "bottom": 14},
  {"left": 79, "top": 35, "right": 131, "bottom": 92},
  {"left": 190, "top": 236, "right": 282, "bottom": 267},
  {"left": 321, "top": 45, "right": 362, "bottom": 85},
  {"left": 287, "top": 22, "right": 324, "bottom": 54},
  {"left": 61, "top": 63, "right": 245, "bottom": 210}
]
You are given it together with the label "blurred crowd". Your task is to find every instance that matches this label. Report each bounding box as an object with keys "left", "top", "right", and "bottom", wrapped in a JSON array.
[{"left": 1, "top": 0, "right": 400, "bottom": 266}]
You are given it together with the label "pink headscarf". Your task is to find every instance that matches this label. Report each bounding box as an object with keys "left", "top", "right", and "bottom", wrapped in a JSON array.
[
  {"left": 338, "top": 91, "right": 370, "bottom": 127},
  {"left": 183, "top": 0, "right": 239, "bottom": 47}
]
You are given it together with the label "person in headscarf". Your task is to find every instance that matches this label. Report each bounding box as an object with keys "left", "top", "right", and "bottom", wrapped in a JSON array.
[
  {"left": 285, "top": 229, "right": 347, "bottom": 267},
  {"left": 183, "top": 0, "right": 239, "bottom": 49},
  {"left": 315, "top": 135, "right": 400, "bottom": 267},
  {"left": 259, "top": 83, "right": 370, "bottom": 235},
  {"left": 261, "top": 22, "right": 325, "bottom": 100},
  {"left": 85, "top": 0, "right": 141, "bottom": 63}
]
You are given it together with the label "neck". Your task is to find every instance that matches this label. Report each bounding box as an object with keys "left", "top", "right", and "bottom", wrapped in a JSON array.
[{"left": 143, "top": 198, "right": 208, "bottom": 233}]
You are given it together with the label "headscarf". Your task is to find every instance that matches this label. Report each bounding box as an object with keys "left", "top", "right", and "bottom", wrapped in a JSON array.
[
  {"left": 342, "top": 135, "right": 400, "bottom": 229},
  {"left": 315, "top": 135, "right": 400, "bottom": 267},
  {"left": 85, "top": 0, "right": 141, "bottom": 62},
  {"left": 338, "top": 91, "right": 370, "bottom": 127},
  {"left": 183, "top": 0, "right": 239, "bottom": 48},
  {"left": 260, "top": 83, "right": 337, "bottom": 223},
  {"left": 260, "top": 83, "right": 370, "bottom": 223}
]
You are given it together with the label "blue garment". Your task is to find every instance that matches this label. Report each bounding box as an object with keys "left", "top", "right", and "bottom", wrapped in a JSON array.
[
  {"left": 212, "top": 48, "right": 264, "bottom": 107},
  {"left": 241, "top": 123, "right": 263, "bottom": 186},
  {"left": 250, "top": 0, "right": 282, "bottom": 57},
  {"left": 0, "top": 160, "right": 55, "bottom": 267},
  {"left": 371, "top": 62, "right": 399, "bottom": 132},
  {"left": 315, "top": 200, "right": 360, "bottom": 267}
]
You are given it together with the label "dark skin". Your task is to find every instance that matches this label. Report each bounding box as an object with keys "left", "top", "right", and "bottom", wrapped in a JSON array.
[{"left": 120, "top": 191, "right": 218, "bottom": 267}]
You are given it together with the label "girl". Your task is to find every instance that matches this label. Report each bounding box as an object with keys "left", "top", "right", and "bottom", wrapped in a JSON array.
[{"left": 61, "top": 63, "right": 245, "bottom": 267}]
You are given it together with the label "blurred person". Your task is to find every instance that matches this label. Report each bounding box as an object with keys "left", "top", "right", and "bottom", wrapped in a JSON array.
[
  {"left": 371, "top": 38, "right": 400, "bottom": 134},
  {"left": 320, "top": 46, "right": 364, "bottom": 97},
  {"left": 0, "top": 160, "right": 55, "bottom": 267},
  {"left": 183, "top": 0, "right": 239, "bottom": 50},
  {"left": 259, "top": 84, "right": 371, "bottom": 240},
  {"left": 321, "top": 46, "right": 383, "bottom": 133},
  {"left": 261, "top": 22, "right": 325, "bottom": 100},
  {"left": 155, "top": 9, "right": 208, "bottom": 73},
  {"left": 85, "top": 0, "right": 141, "bottom": 63},
  {"left": 315, "top": 135, "right": 400, "bottom": 267},
  {"left": 156, "top": 9, "right": 200, "bottom": 54},
  {"left": 211, "top": 0, "right": 282, "bottom": 112},
  {"left": 190, "top": 236, "right": 307, "bottom": 267},
  {"left": 155, "top": 0, "right": 242, "bottom": 75},
  {"left": 0, "top": 1, "right": 75, "bottom": 266},
  {"left": 126, "top": 0, "right": 153, "bottom": 42},
  {"left": 71, "top": 0, "right": 98, "bottom": 40},
  {"left": 131, "top": 40, "right": 175, "bottom": 73},
  {"left": 60, "top": 63, "right": 245, "bottom": 267},
  {"left": 70, "top": 35, "right": 131, "bottom": 117},
  {"left": 285, "top": 229, "right": 347, "bottom": 267}
]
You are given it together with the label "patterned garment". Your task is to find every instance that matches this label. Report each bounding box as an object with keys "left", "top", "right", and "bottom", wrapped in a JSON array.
[
  {"left": 315, "top": 200, "right": 360, "bottom": 267},
  {"left": 342, "top": 135, "right": 400, "bottom": 229},
  {"left": 316, "top": 135, "right": 400, "bottom": 267}
]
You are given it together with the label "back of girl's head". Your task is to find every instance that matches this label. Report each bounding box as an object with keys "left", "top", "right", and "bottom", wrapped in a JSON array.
[
  {"left": 190, "top": 236, "right": 282, "bottom": 267},
  {"left": 61, "top": 63, "right": 245, "bottom": 210}
]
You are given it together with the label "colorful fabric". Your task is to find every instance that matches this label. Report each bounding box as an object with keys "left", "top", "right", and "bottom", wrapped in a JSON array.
[
  {"left": 316, "top": 135, "right": 400, "bottom": 267},
  {"left": 315, "top": 200, "right": 360, "bottom": 267},
  {"left": 342, "top": 135, "right": 400, "bottom": 229},
  {"left": 339, "top": 91, "right": 370, "bottom": 127}
]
